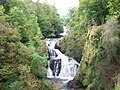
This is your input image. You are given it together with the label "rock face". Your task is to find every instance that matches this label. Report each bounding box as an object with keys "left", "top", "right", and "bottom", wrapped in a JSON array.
[
  {"left": 49, "top": 59, "right": 61, "bottom": 76},
  {"left": 55, "top": 43, "right": 61, "bottom": 51},
  {"left": 67, "top": 80, "right": 86, "bottom": 90}
]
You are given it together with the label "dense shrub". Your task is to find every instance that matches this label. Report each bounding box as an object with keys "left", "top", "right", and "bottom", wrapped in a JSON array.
[{"left": 0, "top": 3, "right": 52, "bottom": 90}]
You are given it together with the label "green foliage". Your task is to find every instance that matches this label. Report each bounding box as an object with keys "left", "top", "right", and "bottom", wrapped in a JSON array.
[
  {"left": 61, "top": 0, "right": 109, "bottom": 61},
  {"left": 0, "top": 5, "right": 4, "bottom": 17},
  {"left": 59, "top": 31, "right": 83, "bottom": 62},
  {"left": 62, "top": 0, "right": 119, "bottom": 63},
  {"left": 0, "top": 19, "right": 32, "bottom": 89},
  {"left": 39, "top": 78, "right": 53, "bottom": 90},
  {"left": 115, "top": 74, "right": 120, "bottom": 90},
  {"left": 60, "top": 7, "right": 87, "bottom": 62},
  {"left": 30, "top": 2, "right": 63, "bottom": 38},
  {"left": 106, "top": 0, "right": 120, "bottom": 20},
  {"left": 98, "top": 18, "right": 120, "bottom": 89},
  {"left": 0, "top": 1, "right": 53, "bottom": 89},
  {"left": 102, "top": 17, "right": 120, "bottom": 63},
  {"left": 75, "top": 26, "right": 103, "bottom": 90},
  {"left": 30, "top": 53, "right": 47, "bottom": 76},
  {"left": 5, "top": 0, "right": 43, "bottom": 43},
  {"left": 8, "top": 81, "right": 25, "bottom": 90},
  {"left": 74, "top": 18, "right": 120, "bottom": 90},
  {"left": 78, "top": 0, "right": 109, "bottom": 26}
]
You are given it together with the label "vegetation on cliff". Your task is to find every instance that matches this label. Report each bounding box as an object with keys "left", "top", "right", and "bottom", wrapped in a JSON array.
[{"left": 59, "top": 0, "right": 120, "bottom": 90}]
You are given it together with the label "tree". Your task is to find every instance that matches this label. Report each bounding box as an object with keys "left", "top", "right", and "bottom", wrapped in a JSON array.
[
  {"left": 0, "top": 1, "right": 52, "bottom": 89},
  {"left": 31, "top": 2, "right": 63, "bottom": 38}
]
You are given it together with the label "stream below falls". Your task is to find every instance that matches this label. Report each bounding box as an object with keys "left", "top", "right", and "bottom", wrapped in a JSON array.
[{"left": 45, "top": 27, "right": 80, "bottom": 90}]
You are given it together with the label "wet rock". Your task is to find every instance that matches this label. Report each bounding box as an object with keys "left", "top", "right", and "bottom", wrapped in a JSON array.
[
  {"left": 49, "top": 59, "right": 61, "bottom": 76},
  {"left": 67, "top": 80, "right": 87, "bottom": 90},
  {"left": 55, "top": 43, "right": 61, "bottom": 51}
]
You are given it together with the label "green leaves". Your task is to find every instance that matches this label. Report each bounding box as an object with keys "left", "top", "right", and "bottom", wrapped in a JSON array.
[
  {"left": 79, "top": 0, "right": 108, "bottom": 26},
  {"left": 102, "top": 17, "right": 120, "bottom": 63},
  {"left": 106, "top": 0, "right": 120, "bottom": 20},
  {"left": 0, "top": 1, "right": 52, "bottom": 89},
  {"left": 33, "top": 3, "right": 63, "bottom": 38},
  {"left": 30, "top": 53, "right": 47, "bottom": 70}
]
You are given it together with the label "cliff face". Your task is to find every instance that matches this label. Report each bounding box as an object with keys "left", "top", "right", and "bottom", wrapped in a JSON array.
[{"left": 68, "top": 18, "right": 120, "bottom": 90}]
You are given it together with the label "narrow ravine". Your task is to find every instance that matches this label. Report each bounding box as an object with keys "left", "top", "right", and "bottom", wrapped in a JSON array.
[{"left": 45, "top": 27, "right": 80, "bottom": 90}]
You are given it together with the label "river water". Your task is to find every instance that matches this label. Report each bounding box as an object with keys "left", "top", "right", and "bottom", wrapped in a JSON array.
[{"left": 45, "top": 27, "right": 80, "bottom": 90}]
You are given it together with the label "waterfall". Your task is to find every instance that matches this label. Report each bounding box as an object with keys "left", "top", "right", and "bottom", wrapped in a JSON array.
[{"left": 45, "top": 38, "right": 80, "bottom": 82}]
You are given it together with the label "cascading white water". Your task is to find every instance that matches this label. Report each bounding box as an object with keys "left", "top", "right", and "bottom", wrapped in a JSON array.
[
  {"left": 45, "top": 38, "right": 79, "bottom": 82},
  {"left": 45, "top": 26, "right": 80, "bottom": 83}
]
